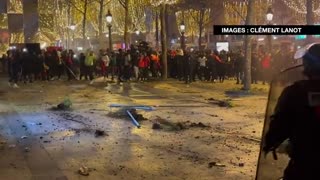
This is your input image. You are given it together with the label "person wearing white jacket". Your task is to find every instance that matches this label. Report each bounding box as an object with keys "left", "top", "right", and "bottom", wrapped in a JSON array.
[{"left": 198, "top": 54, "right": 207, "bottom": 81}]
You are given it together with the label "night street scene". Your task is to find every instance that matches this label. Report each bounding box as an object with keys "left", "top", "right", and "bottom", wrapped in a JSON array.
[{"left": 1, "top": 0, "right": 320, "bottom": 179}]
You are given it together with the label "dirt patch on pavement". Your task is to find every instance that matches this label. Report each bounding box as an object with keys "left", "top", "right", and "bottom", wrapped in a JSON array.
[{"left": 152, "top": 117, "right": 210, "bottom": 131}]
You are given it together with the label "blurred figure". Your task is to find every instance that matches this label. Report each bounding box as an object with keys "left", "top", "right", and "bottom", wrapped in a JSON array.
[
  {"left": 109, "top": 51, "right": 117, "bottom": 82},
  {"left": 64, "top": 50, "right": 74, "bottom": 81},
  {"left": 116, "top": 49, "right": 125, "bottom": 83},
  {"left": 234, "top": 50, "right": 245, "bottom": 84},
  {"left": 132, "top": 50, "right": 140, "bottom": 81},
  {"left": 101, "top": 51, "right": 110, "bottom": 80},
  {"left": 251, "top": 51, "right": 259, "bottom": 84},
  {"left": 8, "top": 50, "right": 21, "bottom": 88},
  {"left": 138, "top": 52, "right": 150, "bottom": 81},
  {"left": 217, "top": 50, "right": 227, "bottom": 83},
  {"left": 1, "top": 54, "right": 6, "bottom": 73},
  {"left": 85, "top": 50, "right": 96, "bottom": 84},
  {"left": 176, "top": 49, "right": 184, "bottom": 81},
  {"left": 79, "top": 53, "right": 86, "bottom": 80},
  {"left": 198, "top": 52, "right": 207, "bottom": 81}
]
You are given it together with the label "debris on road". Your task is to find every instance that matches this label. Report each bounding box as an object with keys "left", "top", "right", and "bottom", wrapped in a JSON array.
[
  {"left": 239, "top": 163, "right": 245, "bottom": 167},
  {"left": 24, "top": 147, "right": 30, "bottom": 152},
  {"left": 206, "top": 98, "right": 234, "bottom": 108},
  {"left": 8, "top": 144, "right": 16, "bottom": 148},
  {"left": 128, "top": 109, "right": 148, "bottom": 121},
  {"left": 127, "top": 110, "right": 141, "bottom": 128},
  {"left": 0, "top": 140, "right": 6, "bottom": 145},
  {"left": 50, "top": 98, "right": 73, "bottom": 111},
  {"left": 78, "top": 166, "right": 90, "bottom": 176},
  {"left": 208, "top": 162, "right": 226, "bottom": 168},
  {"left": 110, "top": 104, "right": 155, "bottom": 111},
  {"left": 94, "top": 130, "right": 107, "bottom": 137},
  {"left": 152, "top": 122, "right": 162, "bottom": 130},
  {"left": 190, "top": 122, "right": 210, "bottom": 128},
  {"left": 152, "top": 117, "right": 210, "bottom": 131},
  {"left": 21, "top": 136, "right": 28, "bottom": 139}
]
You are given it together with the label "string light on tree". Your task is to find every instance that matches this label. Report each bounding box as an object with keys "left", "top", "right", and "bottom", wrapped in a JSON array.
[{"left": 282, "top": 0, "right": 320, "bottom": 15}]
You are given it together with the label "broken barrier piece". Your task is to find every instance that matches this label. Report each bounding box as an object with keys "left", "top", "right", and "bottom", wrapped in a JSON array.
[
  {"left": 109, "top": 104, "right": 155, "bottom": 111},
  {"left": 126, "top": 110, "right": 141, "bottom": 128}
]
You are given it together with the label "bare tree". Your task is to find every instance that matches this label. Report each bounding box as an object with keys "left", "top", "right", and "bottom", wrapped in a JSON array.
[
  {"left": 119, "top": 0, "right": 130, "bottom": 49},
  {"left": 68, "top": 0, "right": 95, "bottom": 47},
  {"left": 160, "top": 3, "right": 168, "bottom": 79},
  {"left": 243, "top": 0, "right": 255, "bottom": 91},
  {"left": 306, "top": 0, "right": 314, "bottom": 44},
  {"left": 96, "top": 0, "right": 110, "bottom": 49}
]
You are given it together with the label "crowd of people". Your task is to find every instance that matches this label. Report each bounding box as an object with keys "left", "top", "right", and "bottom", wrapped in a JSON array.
[{"left": 0, "top": 44, "right": 294, "bottom": 88}]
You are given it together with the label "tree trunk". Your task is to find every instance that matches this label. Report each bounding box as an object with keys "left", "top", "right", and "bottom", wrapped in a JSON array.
[
  {"left": 82, "top": 0, "right": 88, "bottom": 47},
  {"left": 164, "top": 5, "right": 170, "bottom": 47},
  {"left": 66, "top": 3, "right": 71, "bottom": 49},
  {"left": 243, "top": 0, "right": 255, "bottom": 91},
  {"left": 306, "top": 0, "right": 314, "bottom": 44},
  {"left": 98, "top": 0, "right": 104, "bottom": 49},
  {"left": 160, "top": 3, "right": 168, "bottom": 79},
  {"left": 155, "top": 10, "right": 159, "bottom": 50},
  {"left": 198, "top": 10, "right": 204, "bottom": 51},
  {"left": 124, "top": 0, "right": 129, "bottom": 49}
]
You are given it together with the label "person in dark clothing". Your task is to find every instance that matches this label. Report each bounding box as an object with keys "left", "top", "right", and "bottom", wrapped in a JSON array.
[
  {"left": 123, "top": 50, "right": 131, "bottom": 81},
  {"left": 217, "top": 50, "right": 227, "bottom": 83},
  {"left": 116, "top": 49, "right": 125, "bottom": 83},
  {"left": 206, "top": 52, "right": 216, "bottom": 82},
  {"left": 54, "top": 50, "right": 64, "bottom": 80},
  {"left": 176, "top": 49, "right": 184, "bottom": 81},
  {"left": 32, "top": 52, "right": 42, "bottom": 81},
  {"left": 79, "top": 53, "right": 87, "bottom": 80},
  {"left": 169, "top": 50, "right": 177, "bottom": 78},
  {"left": 189, "top": 50, "right": 198, "bottom": 82},
  {"left": 1, "top": 54, "right": 6, "bottom": 73},
  {"left": 132, "top": 50, "right": 140, "bottom": 80},
  {"left": 263, "top": 43, "right": 320, "bottom": 180},
  {"left": 8, "top": 50, "right": 21, "bottom": 88},
  {"left": 183, "top": 51, "right": 192, "bottom": 84},
  {"left": 21, "top": 49, "right": 33, "bottom": 83},
  {"left": 251, "top": 51, "right": 259, "bottom": 84},
  {"left": 64, "top": 50, "right": 74, "bottom": 81},
  {"left": 234, "top": 51, "right": 245, "bottom": 84}
]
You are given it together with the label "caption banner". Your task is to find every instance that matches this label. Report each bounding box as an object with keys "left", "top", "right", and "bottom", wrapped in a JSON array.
[{"left": 213, "top": 25, "right": 320, "bottom": 35}]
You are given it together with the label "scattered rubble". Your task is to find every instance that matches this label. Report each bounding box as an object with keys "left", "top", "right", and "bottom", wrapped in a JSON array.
[
  {"left": 94, "top": 130, "right": 107, "bottom": 137},
  {"left": 8, "top": 144, "right": 16, "bottom": 148},
  {"left": 50, "top": 98, "right": 73, "bottom": 111},
  {"left": 128, "top": 109, "right": 148, "bottom": 121},
  {"left": 190, "top": 122, "right": 209, "bottom": 128},
  {"left": 206, "top": 98, "right": 234, "bottom": 108},
  {"left": 208, "top": 162, "right": 226, "bottom": 168},
  {"left": 152, "top": 117, "right": 210, "bottom": 131},
  {"left": 152, "top": 122, "right": 162, "bottom": 130},
  {"left": 78, "top": 166, "right": 90, "bottom": 176}
]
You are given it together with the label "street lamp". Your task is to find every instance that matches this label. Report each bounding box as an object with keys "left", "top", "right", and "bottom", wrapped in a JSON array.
[
  {"left": 266, "top": 6, "right": 273, "bottom": 55},
  {"left": 135, "top": 29, "right": 140, "bottom": 36},
  {"left": 179, "top": 21, "right": 186, "bottom": 50},
  {"left": 266, "top": 7, "right": 274, "bottom": 23},
  {"left": 106, "top": 9, "right": 113, "bottom": 51}
]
